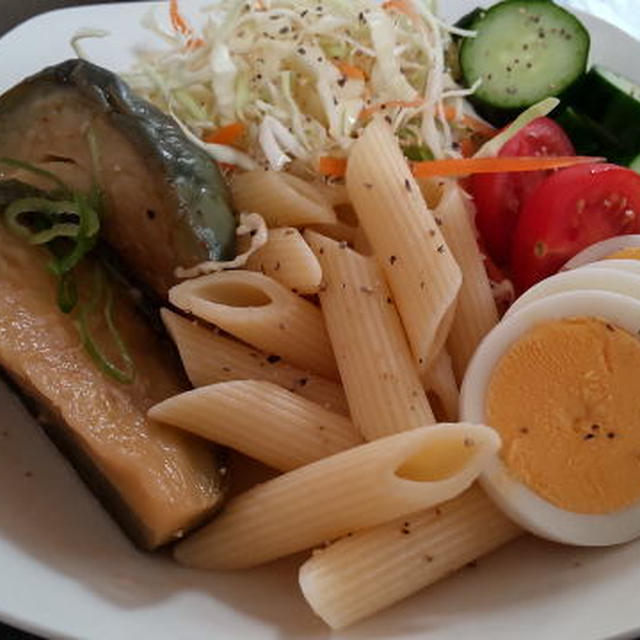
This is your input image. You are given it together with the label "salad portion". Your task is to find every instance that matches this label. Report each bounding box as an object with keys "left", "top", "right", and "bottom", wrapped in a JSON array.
[{"left": 4, "top": 0, "right": 640, "bottom": 635}]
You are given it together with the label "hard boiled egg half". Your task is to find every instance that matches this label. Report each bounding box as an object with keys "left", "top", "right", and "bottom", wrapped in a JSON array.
[{"left": 460, "top": 257, "right": 640, "bottom": 546}]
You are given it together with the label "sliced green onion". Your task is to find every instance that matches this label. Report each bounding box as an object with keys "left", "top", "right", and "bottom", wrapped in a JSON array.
[
  {"left": 85, "top": 127, "right": 105, "bottom": 212},
  {"left": 0, "top": 157, "right": 71, "bottom": 194},
  {"left": 29, "top": 223, "right": 80, "bottom": 245},
  {"left": 76, "top": 267, "right": 135, "bottom": 384},
  {"left": 48, "top": 194, "right": 100, "bottom": 276},
  {"left": 58, "top": 272, "right": 78, "bottom": 314}
]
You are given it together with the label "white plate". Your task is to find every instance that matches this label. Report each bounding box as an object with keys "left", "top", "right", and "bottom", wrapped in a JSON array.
[{"left": 1, "top": 2, "right": 640, "bottom": 639}]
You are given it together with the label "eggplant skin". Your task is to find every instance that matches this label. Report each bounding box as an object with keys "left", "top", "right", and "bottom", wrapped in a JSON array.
[{"left": 0, "top": 59, "right": 236, "bottom": 298}]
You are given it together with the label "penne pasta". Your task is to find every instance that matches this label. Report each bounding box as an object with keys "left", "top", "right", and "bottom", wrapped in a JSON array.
[
  {"left": 174, "top": 423, "right": 500, "bottom": 570},
  {"left": 299, "top": 485, "right": 521, "bottom": 629},
  {"left": 305, "top": 231, "right": 435, "bottom": 439},
  {"left": 161, "top": 309, "right": 349, "bottom": 415},
  {"left": 245, "top": 227, "right": 322, "bottom": 294},
  {"left": 422, "top": 350, "right": 459, "bottom": 423},
  {"left": 169, "top": 270, "right": 339, "bottom": 380},
  {"left": 149, "top": 381, "right": 362, "bottom": 472},
  {"left": 346, "top": 117, "right": 462, "bottom": 373},
  {"left": 231, "top": 170, "right": 337, "bottom": 227},
  {"left": 304, "top": 222, "right": 358, "bottom": 246},
  {"left": 436, "top": 182, "right": 499, "bottom": 381}
]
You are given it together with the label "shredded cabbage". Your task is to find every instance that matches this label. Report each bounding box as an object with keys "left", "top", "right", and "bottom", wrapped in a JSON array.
[{"left": 123, "top": 0, "right": 482, "bottom": 173}]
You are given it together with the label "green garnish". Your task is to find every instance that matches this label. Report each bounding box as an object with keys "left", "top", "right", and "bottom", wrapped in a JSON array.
[
  {"left": 0, "top": 157, "right": 71, "bottom": 194},
  {"left": 403, "top": 145, "right": 435, "bottom": 162},
  {"left": 76, "top": 266, "right": 135, "bottom": 384},
  {"left": 0, "top": 156, "right": 135, "bottom": 384}
]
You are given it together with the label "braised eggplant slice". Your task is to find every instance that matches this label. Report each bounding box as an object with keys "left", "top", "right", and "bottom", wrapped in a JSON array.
[
  {"left": 0, "top": 59, "right": 236, "bottom": 298},
  {"left": 0, "top": 219, "right": 227, "bottom": 549}
]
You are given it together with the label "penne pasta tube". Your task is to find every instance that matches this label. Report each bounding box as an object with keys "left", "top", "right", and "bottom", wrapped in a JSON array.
[
  {"left": 305, "top": 231, "right": 435, "bottom": 439},
  {"left": 169, "top": 270, "right": 339, "bottom": 380},
  {"left": 346, "top": 117, "right": 462, "bottom": 373},
  {"left": 436, "top": 182, "right": 499, "bottom": 381},
  {"left": 231, "top": 170, "right": 337, "bottom": 227},
  {"left": 245, "top": 227, "right": 322, "bottom": 294},
  {"left": 422, "top": 350, "right": 459, "bottom": 423},
  {"left": 304, "top": 222, "right": 358, "bottom": 246},
  {"left": 149, "top": 381, "right": 362, "bottom": 472},
  {"left": 174, "top": 423, "right": 500, "bottom": 570},
  {"left": 161, "top": 309, "right": 349, "bottom": 415},
  {"left": 299, "top": 485, "right": 521, "bottom": 629}
]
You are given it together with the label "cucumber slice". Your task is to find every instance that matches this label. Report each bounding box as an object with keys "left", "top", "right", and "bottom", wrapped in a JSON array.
[
  {"left": 628, "top": 152, "right": 640, "bottom": 174},
  {"left": 565, "top": 66, "right": 640, "bottom": 153},
  {"left": 460, "top": 0, "right": 589, "bottom": 112},
  {"left": 554, "top": 106, "right": 623, "bottom": 158}
]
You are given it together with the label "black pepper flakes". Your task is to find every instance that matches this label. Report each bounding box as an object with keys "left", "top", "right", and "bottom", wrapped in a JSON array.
[
  {"left": 583, "top": 433, "right": 595, "bottom": 441},
  {"left": 364, "top": 182, "right": 374, "bottom": 190},
  {"left": 437, "top": 244, "right": 445, "bottom": 254},
  {"left": 389, "top": 255, "right": 398, "bottom": 265},
  {"left": 404, "top": 178, "right": 412, "bottom": 192},
  {"left": 299, "top": 377, "right": 309, "bottom": 387},
  {"left": 607, "top": 432, "right": 617, "bottom": 439},
  {"left": 221, "top": 366, "right": 232, "bottom": 373},
  {"left": 267, "top": 355, "right": 282, "bottom": 364},
  {"left": 274, "top": 261, "right": 282, "bottom": 271}
]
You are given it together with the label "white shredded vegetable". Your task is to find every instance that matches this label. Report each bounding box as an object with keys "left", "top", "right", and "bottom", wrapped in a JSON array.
[
  {"left": 71, "top": 28, "right": 110, "bottom": 59},
  {"left": 474, "top": 97, "right": 560, "bottom": 158},
  {"left": 123, "top": 0, "right": 484, "bottom": 173},
  {"left": 175, "top": 212, "right": 268, "bottom": 278}
]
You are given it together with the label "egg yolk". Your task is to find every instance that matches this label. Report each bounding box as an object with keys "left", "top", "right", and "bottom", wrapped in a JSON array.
[
  {"left": 486, "top": 317, "right": 640, "bottom": 514},
  {"left": 606, "top": 247, "right": 640, "bottom": 260}
]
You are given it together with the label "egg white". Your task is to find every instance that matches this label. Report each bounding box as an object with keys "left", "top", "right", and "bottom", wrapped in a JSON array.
[
  {"left": 563, "top": 234, "right": 640, "bottom": 270},
  {"left": 506, "top": 267, "right": 640, "bottom": 318},
  {"left": 460, "top": 289, "right": 640, "bottom": 546},
  {"left": 580, "top": 258, "right": 640, "bottom": 277}
]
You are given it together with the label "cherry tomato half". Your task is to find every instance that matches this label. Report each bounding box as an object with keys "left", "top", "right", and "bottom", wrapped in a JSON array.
[
  {"left": 511, "top": 163, "right": 640, "bottom": 292},
  {"left": 470, "top": 117, "right": 575, "bottom": 266}
]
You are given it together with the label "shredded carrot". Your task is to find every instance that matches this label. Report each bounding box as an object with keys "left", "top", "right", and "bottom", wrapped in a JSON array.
[
  {"left": 411, "top": 155, "right": 602, "bottom": 178},
  {"left": 204, "top": 122, "right": 246, "bottom": 146},
  {"left": 186, "top": 37, "right": 206, "bottom": 50},
  {"left": 361, "top": 99, "right": 426, "bottom": 120},
  {"left": 382, "top": 0, "right": 419, "bottom": 23},
  {"left": 318, "top": 156, "right": 348, "bottom": 177},
  {"left": 318, "top": 154, "right": 602, "bottom": 179},
  {"left": 442, "top": 105, "right": 496, "bottom": 137},
  {"left": 333, "top": 60, "right": 367, "bottom": 81},
  {"left": 169, "top": 0, "right": 192, "bottom": 36},
  {"left": 459, "top": 138, "right": 476, "bottom": 158}
]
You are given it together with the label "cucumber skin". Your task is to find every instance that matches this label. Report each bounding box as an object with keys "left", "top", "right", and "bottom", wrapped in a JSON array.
[
  {"left": 459, "top": 0, "right": 590, "bottom": 126},
  {"left": 565, "top": 67, "right": 640, "bottom": 157},
  {"left": 555, "top": 67, "right": 640, "bottom": 167}
]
